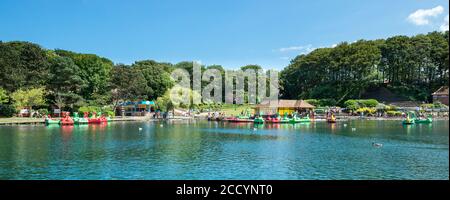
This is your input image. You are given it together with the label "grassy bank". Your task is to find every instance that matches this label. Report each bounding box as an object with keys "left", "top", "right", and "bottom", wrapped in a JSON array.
[{"left": 218, "top": 104, "right": 254, "bottom": 116}]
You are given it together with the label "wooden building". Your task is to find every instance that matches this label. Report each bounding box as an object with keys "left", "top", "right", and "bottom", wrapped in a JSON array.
[
  {"left": 254, "top": 99, "right": 315, "bottom": 116},
  {"left": 432, "top": 86, "right": 449, "bottom": 106}
]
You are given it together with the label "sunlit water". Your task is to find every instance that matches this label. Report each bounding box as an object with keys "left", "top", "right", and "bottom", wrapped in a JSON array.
[{"left": 0, "top": 120, "right": 448, "bottom": 180}]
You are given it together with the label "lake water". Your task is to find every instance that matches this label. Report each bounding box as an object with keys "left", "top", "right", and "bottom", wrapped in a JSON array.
[{"left": 0, "top": 120, "right": 448, "bottom": 180}]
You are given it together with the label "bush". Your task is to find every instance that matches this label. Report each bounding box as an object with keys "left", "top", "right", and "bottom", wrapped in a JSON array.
[
  {"left": 344, "top": 99, "right": 379, "bottom": 111},
  {"left": 385, "top": 105, "right": 398, "bottom": 111},
  {"left": 432, "top": 102, "right": 445, "bottom": 108},
  {"left": 355, "top": 107, "right": 376, "bottom": 115},
  {"left": 358, "top": 99, "right": 379, "bottom": 107},
  {"left": 0, "top": 104, "right": 16, "bottom": 117},
  {"left": 78, "top": 106, "right": 101, "bottom": 114},
  {"left": 37, "top": 108, "right": 49, "bottom": 116},
  {"left": 101, "top": 106, "right": 115, "bottom": 117},
  {"left": 344, "top": 100, "right": 359, "bottom": 111},
  {"left": 386, "top": 111, "right": 402, "bottom": 116}
]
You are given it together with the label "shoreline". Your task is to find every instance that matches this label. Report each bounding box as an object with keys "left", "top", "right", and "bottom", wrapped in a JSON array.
[{"left": 1, "top": 116, "right": 448, "bottom": 125}]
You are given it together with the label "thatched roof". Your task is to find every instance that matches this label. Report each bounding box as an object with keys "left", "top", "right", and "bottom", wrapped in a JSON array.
[
  {"left": 255, "top": 99, "right": 315, "bottom": 109},
  {"left": 432, "top": 86, "right": 449, "bottom": 96},
  {"left": 295, "top": 100, "right": 315, "bottom": 109}
]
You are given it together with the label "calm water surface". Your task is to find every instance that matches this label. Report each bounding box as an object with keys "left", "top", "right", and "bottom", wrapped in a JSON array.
[{"left": 0, "top": 120, "right": 448, "bottom": 180}]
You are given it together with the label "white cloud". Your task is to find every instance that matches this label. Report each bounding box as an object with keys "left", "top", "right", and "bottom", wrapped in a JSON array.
[
  {"left": 331, "top": 44, "right": 338, "bottom": 48},
  {"left": 407, "top": 5, "right": 444, "bottom": 25},
  {"left": 276, "top": 44, "right": 315, "bottom": 55},
  {"left": 277, "top": 44, "right": 314, "bottom": 52},
  {"left": 440, "top": 15, "right": 449, "bottom": 31}
]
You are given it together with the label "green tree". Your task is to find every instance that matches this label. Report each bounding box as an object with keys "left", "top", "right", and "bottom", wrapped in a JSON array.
[
  {"left": 54, "top": 50, "right": 113, "bottom": 100},
  {"left": 110, "top": 64, "right": 150, "bottom": 111},
  {"left": 133, "top": 60, "right": 174, "bottom": 99},
  {"left": 47, "top": 55, "right": 86, "bottom": 110},
  {"left": 0, "top": 88, "right": 8, "bottom": 104},
  {"left": 11, "top": 87, "right": 46, "bottom": 117},
  {"left": 0, "top": 41, "right": 50, "bottom": 92}
]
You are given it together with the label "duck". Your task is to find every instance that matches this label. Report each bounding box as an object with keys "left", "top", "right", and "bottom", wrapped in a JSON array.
[
  {"left": 138, "top": 127, "right": 143, "bottom": 131},
  {"left": 372, "top": 142, "right": 383, "bottom": 148},
  {"left": 351, "top": 128, "right": 356, "bottom": 131}
]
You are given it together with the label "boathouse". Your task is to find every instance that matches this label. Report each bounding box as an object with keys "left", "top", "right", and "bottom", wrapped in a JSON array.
[
  {"left": 116, "top": 100, "right": 156, "bottom": 116},
  {"left": 254, "top": 99, "right": 315, "bottom": 116},
  {"left": 432, "top": 86, "right": 449, "bottom": 106}
]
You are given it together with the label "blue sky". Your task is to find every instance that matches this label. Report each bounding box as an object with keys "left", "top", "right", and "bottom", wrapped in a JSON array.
[{"left": 1, "top": 0, "right": 448, "bottom": 69}]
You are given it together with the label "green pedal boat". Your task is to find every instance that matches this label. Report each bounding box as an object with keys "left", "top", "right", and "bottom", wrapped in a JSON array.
[
  {"left": 45, "top": 118, "right": 60, "bottom": 125},
  {"left": 254, "top": 116, "right": 264, "bottom": 124},
  {"left": 290, "top": 116, "right": 311, "bottom": 123},
  {"left": 415, "top": 117, "right": 432, "bottom": 124}
]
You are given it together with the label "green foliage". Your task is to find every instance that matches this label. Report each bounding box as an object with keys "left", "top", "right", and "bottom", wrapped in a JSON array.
[
  {"left": 54, "top": 50, "right": 113, "bottom": 100},
  {"left": 110, "top": 64, "right": 150, "bottom": 108},
  {"left": 100, "top": 106, "right": 115, "bottom": 117},
  {"left": 344, "top": 100, "right": 359, "bottom": 111},
  {"left": 0, "top": 88, "right": 8, "bottom": 104},
  {"left": 0, "top": 41, "right": 50, "bottom": 92},
  {"left": 133, "top": 60, "right": 174, "bottom": 100},
  {"left": 78, "top": 106, "right": 101, "bottom": 114},
  {"left": 385, "top": 105, "right": 398, "bottom": 111},
  {"left": 0, "top": 104, "right": 16, "bottom": 117},
  {"left": 421, "top": 102, "right": 446, "bottom": 109},
  {"left": 10, "top": 87, "right": 46, "bottom": 110},
  {"left": 358, "top": 99, "right": 379, "bottom": 107},
  {"left": 355, "top": 107, "right": 377, "bottom": 115},
  {"left": 280, "top": 31, "right": 449, "bottom": 102},
  {"left": 386, "top": 110, "right": 402, "bottom": 116},
  {"left": 37, "top": 108, "right": 49, "bottom": 116},
  {"left": 344, "top": 99, "right": 379, "bottom": 111}
]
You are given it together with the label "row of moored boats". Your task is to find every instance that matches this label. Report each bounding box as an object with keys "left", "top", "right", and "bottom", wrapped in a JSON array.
[{"left": 45, "top": 112, "right": 111, "bottom": 126}]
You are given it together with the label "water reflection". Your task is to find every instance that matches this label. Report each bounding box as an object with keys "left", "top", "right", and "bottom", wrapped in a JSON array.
[{"left": 0, "top": 120, "right": 448, "bottom": 180}]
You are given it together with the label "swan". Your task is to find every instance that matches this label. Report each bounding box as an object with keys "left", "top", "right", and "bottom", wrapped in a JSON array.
[{"left": 138, "top": 127, "right": 143, "bottom": 131}]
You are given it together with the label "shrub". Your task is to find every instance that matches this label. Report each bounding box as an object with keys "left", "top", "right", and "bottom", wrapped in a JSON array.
[
  {"left": 78, "top": 106, "right": 101, "bottom": 114},
  {"left": 344, "top": 100, "right": 359, "bottom": 111},
  {"left": 101, "top": 106, "right": 115, "bottom": 117},
  {"left": 385, "top": 105, "right": 398, "bottom": 111},
  {"left": 432, "top": 102, "right": 445, "bottom": 108},
  {"left": 355, "top": 107, "right": 376, "bottom": 115},
  {"left": 358, "top": 99, "right": 379, "bottom": 107},
  {"left": 0, "top": 104, "right": 16, "bottom": 117},
  {"left": 386, "top": 111, "right": 402, "bottom": 116},
  {"left": 37, "top": 108, "right": 49, "bottom": 116}
]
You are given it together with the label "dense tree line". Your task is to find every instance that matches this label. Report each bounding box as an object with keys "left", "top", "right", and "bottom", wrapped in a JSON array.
[
  {"left": 1, "top": 31, "right": 448, "bottom": 116},
  {"left": 0, "top": 41, "right": 176, "bottom": 113},
  {"left": 280, "top": 31, "right": 449, "bottom": 103}
]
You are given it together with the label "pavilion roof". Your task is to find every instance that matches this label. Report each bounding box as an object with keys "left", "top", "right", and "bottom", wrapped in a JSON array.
[{"left": 254, "top": 99, "right": 315, "bottom": 108}]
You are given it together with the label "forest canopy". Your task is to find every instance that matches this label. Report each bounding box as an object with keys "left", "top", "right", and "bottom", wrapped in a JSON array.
[{"left": 280, "top": 31, "right": 449, "bottom": 103}]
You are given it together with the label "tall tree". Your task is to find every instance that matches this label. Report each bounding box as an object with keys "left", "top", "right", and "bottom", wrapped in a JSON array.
[
  {"left": 110, "top": 64, "right": 150, "bottom": 111},
  {"left": 133, "top": 60, "right": 174, "bottom": 100}
]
